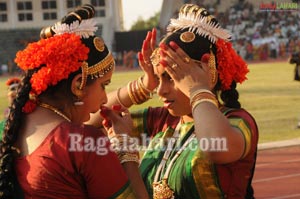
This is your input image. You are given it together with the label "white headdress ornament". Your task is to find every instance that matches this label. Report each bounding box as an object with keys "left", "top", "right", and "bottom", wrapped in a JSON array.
[
  {"left": 167, "top": 9, "right": 231, "bottom": 43},
  {"left": 53, "top": 18, "right": 98, "bottom": 39}
]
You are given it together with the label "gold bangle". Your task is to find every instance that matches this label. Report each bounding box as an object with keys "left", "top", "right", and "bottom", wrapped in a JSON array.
[
  {"left": 128, "top": 78, "right": 152, "bottom": 105},
  {"left": 135, "top": 80, "right": 151, "bottom": 103},
  {"left": 119, "top": 152, "right": 140, "bottom": 164},
  {"left": 190, "top": 92, "right": 216, "bottom": 107},
  {"left": 133, "top": 80, "right": 144, "bottom": 103},
  {"left": 138, "top": 85, "right": 148, "bottom": 99},
  {"left": 192, "top": 99, "right": 219, "bottom": 111},
  {"left": 127, "top": 81, "right": 138, "bottom": 104},
  {"left": 130, "top": 80, "right": 141, "bottom": 104},
  {"left": 138, "top": 78, "right": 152, "bottom": 99},
  {"left": 138, "top": 76, "right": 152, "bottom": 93},
  {"left": 190, "top": 89, "right": 214, "bottom": 99},
  {"left": 116, "top": 87, "right": 129, "bottom": 108}
]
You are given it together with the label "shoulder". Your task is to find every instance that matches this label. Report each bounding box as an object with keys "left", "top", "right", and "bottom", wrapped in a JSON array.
[
  {"left": 221, "top": 107, "right": 257, "bottom": 128},
  {"left": 55, "top": 122, "right": 105, "bottom": 138},
  {"left": 51, "top": 122, "right": 108, "bottom": 152},
  {"left": 222, "top": 107, "right": 259, "bottom": 158}
]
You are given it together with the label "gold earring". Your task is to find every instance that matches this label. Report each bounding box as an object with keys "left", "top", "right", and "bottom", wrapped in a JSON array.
[{"left": 209, "top": 47, "right": 217, "bottom": 86}]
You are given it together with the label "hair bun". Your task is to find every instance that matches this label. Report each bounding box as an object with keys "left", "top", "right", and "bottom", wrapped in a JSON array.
[
  {"left": 40, "top": 4, "right": 95, "bottom": 39},
  {"left": 62, "top": 4, "right": 95, "bottom": 24}
]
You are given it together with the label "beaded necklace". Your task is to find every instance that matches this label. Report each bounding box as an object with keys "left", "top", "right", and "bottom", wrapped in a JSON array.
[
  {"left": 38, "top": 102, "right": 71, "bottom": 122},
  {"left": 152, "top": 122, "right": 196, "bottom": 199}
]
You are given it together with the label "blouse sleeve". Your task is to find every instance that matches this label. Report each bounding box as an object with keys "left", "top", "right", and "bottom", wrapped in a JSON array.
[
  {"left": 68, "top": 125, "right": 136, "bottom": 199},
  {"left": 224, "top": 108, "right": 259, "bottom": 159}
]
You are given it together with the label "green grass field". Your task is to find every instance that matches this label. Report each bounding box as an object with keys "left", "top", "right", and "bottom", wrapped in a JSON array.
[{"left": 1, "top": 61, "right": 299, "bottom": 143}]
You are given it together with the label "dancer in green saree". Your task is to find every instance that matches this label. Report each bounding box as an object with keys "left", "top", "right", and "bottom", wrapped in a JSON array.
[{"left": 89, "top": 4, "right": 258, "bottom": 199}]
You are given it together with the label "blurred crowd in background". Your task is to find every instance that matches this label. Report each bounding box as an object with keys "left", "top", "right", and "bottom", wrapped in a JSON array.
[
  {"left": 120, "top": 1, "right": 300, "bottom": 69},
  {"left": 215, "top": 1, "right": 300, "bottom": 62}
]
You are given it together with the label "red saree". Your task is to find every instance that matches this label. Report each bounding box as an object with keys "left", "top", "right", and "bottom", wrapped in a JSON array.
[{"left": 15, "top": 122, "right": 133, "bottom": 199}]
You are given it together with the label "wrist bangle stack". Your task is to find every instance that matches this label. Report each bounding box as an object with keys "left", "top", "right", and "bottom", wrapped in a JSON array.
[
  {"left": 190, "top": 89, "right": 219, "bottom": 111},
  {"left": 138, "top": 76, "right": 152, "bottom": 93},
  {"left": 109, "top": 134, "right": 140, "bottom": 164},
  {"left": 117, "top": 152, "right": 140, "bottom": 164},
  {"left": 127, "top": 76, "right": 153, "bottom": 105}
]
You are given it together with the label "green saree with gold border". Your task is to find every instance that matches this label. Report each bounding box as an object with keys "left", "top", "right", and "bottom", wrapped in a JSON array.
[{"left": 131, "top": 107, "right": 258, "bottom": 199}]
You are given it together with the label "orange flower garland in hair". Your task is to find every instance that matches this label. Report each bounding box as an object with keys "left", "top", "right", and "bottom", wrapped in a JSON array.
[
  {"left": 15, "top": 33, "right": 90, "bottom": 113},
  {"left": 216, "top": 39, "right": 249, "bottom": 90},
  {"left": 6, "top": 77, "right": 21, "bottom": 86}
]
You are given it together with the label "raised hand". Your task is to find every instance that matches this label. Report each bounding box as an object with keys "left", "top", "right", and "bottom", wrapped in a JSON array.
[
  {"left": 158, "top": 41, "right": 216, "bottom": 97},
  {"left": 138, "top": 28, "right": 159, "bottom": 91}
]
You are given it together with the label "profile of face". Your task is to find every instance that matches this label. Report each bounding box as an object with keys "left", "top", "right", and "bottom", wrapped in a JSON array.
[
  {"left": 154, "top": 63, "right": 192, "bottom": 117},
  {"left": 78, "top": 68, "right": 114, "bottom": 122}
]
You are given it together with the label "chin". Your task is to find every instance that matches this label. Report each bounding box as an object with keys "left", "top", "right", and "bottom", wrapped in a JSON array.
[
  {"left": 82, "top": 114, "right": 91, "bottom": 123},
  {"left": 167, "top": 109, "right": 190, "bottom": 117},
  {"left": 167, "top": 109, "right": 181, "bottom": 117}
]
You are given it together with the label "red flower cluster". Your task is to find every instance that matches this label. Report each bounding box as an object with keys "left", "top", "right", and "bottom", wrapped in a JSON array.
[
  {"left": 15, "top": 33, "right": 89, "bottom": 95},
  {"left": 15, "top": 33, "right": 90, "bottom": 113},
  {"left": 216, "top": 39, "right": 249, "bottom": 90},
  {"left": 22, "top": 100, "right": 37, "bottom": 113},
  {"left": 6, "top": 77, "right": 21, "bottom": 86}
]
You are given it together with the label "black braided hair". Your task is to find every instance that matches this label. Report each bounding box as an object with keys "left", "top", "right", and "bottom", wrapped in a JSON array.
[
  {"left": 0, "top": 70, "right": 96, "bottom": 199},
  {"left": 0, "top": 69, "right": 34, "bottom": 199},
  {"left": 0, "top": 5, "right": 98, "bottom": 198},
  {"left": 219, "top": 81, "right": 241, "bottom": 109}
]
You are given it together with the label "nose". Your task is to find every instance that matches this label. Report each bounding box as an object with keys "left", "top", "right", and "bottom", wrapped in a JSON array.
[
  {"left": 156, "top": 80, "right": 170, "bottom": 97},
  {"left": 102, "top": 91, "right": 108, "bottom": 105}
]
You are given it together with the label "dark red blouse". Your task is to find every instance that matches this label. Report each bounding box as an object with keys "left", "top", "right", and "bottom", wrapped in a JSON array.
[{"left": 15, "top": 122, "right": 129, "bottom": 199}]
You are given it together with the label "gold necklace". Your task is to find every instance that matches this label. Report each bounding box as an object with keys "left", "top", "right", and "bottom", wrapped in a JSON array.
[
  {"left": 152, "top": 122, "right": 196, "bottom": 199},
  {"left": 38, "top": 102, "right": 71, "bottom": 122}
]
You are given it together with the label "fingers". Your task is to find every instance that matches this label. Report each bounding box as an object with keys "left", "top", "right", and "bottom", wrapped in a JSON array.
[
  {"left": 170, "top": 42, "right": 192, "bottom": 65},
  {"left": 138, "top": 52, "right": 146, "bottom": 70},
  {"left": 112, "top": 104, "right": 130, "bottom": 118},
  {"left": 100, "top": 105, "right": 133, "bottom": 139},
  {"left": 201, "top": 53, "right": 210, "bottom": 63},
  {"left": 159, "top": 42, "right": 184, "bottom": 71},
  {"left": 142, "top": 30, "right": 158, "bottom": 63},
  {"left": 142, "top": 31, "right": 151, "bottom": 52},
  {"left": 100, "top": 105, "right": 130, "bottom": 124},
  {"left": 102, "top": 119, "right": 112, "bottom": 128},
  {"left": 158, "top": 41, "right": 211, "bottom": 80},
  {"left": 150, "top": 28, "right": 157, "bottom": 51}
]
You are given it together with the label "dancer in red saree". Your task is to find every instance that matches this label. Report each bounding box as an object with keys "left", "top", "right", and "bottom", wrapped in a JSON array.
[{"left": 0, "top": 4, "right": 148, "bottom": 199}]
